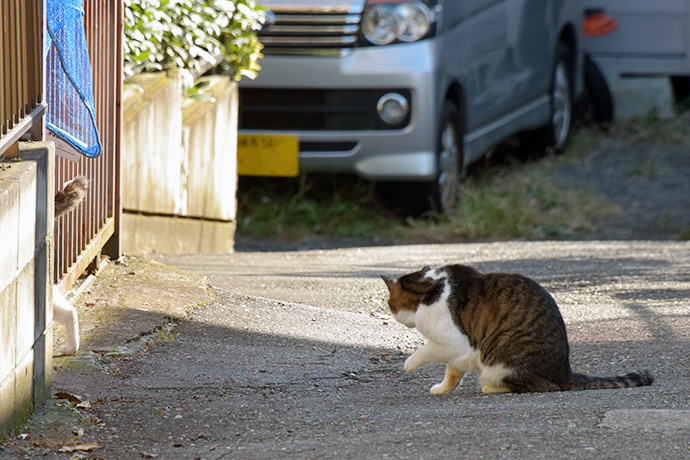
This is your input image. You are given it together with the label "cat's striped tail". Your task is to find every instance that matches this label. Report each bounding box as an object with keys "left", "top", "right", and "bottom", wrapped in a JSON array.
[
  {"left": 55, "top": 176, "right": 88, "bottom": 219},
  {"left": 568, "top": 369, "right": 654, "bottom": 390}
]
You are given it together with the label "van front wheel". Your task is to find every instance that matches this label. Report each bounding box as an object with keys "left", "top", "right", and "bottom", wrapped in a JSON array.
[
  {"left": 522, "top": 44, "right": 573, "bottom": 155},
  {"left": 376, "top": 101, "right": 464, "bottom": 215},
  {"left": 549, "top": 47, "right": 573, "bottom": 151},
  {"left": 431, "top": 101, "right": 464, "bottom": 213}
]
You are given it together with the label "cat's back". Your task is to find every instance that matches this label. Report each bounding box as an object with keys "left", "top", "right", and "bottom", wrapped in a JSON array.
[
  {"left": 443, "top": 266, "right": 557, "bottom": 312},
  {"left": 479, "top": 271, "right": 559, "bottom": 312},
  {"left": 443, "top": 266, "right": 567, "bottom": 341}
]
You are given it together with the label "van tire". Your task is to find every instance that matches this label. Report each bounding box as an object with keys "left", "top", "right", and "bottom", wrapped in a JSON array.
[
  {"left": 584, "top": 53, "right": 614, "bottom": 125},
  {"left": 429, "top": 100, "right": 464, "bottom": 213},
  {"left": 522, "top": 43, "right": 573, "bottom": 155},
  {"left": 376, "top": 100, "right": 464, "bottom": 215}
]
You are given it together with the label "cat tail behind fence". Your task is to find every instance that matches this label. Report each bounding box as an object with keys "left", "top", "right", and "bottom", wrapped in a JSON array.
[
  {"left": 568, "top": 370, "right": 654, "bottom": 390},
  {"left": 55, "top": 176, "right": 88, "bottom": 219}
]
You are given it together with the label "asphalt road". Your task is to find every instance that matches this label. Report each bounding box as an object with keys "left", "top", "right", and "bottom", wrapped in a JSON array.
[
  {"left": 5, "top": 241, "right": 689, "bottom": 459},
  {"left": 152, "top": 240, "right": 689, "bottom": 459}
]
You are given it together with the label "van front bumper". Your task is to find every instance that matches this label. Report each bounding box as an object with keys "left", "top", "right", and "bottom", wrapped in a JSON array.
[{"left": 238, "top": 40, "right": 440, "bottom": 181}]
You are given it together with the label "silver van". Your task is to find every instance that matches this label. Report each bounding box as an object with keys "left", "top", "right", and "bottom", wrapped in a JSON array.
[{"left": 239, "top": 0, "right": 583, "bottom": 213}]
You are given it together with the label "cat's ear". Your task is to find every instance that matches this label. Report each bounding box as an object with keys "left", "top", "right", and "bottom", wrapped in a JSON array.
[
  {"left": 380, "top": 275, "right": 398, "bottom": 291},
  {"left": 422, "top": 265, "right": 431, "bottom": 272}
]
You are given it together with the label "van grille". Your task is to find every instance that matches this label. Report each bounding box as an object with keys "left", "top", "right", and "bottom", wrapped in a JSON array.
[
  {"left": 259, "top": 7, "right": 363, "bottom": 56},
  {"left": 239, "top": 88, "right": 412, "bottom": 131}
]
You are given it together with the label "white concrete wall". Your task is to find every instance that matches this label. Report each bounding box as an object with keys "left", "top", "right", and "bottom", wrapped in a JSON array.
[
  {"left": 122, "top": 71, "right": 184, "bottom": 215},
  {"left": 0, "top": 143, "right": 53, "bottom": 436},
  {"left": 182, "top": 76, "right": 238, "bottom": 221},
  {"left": 121, "top": 71, "right": 238, "bottom": 254}
]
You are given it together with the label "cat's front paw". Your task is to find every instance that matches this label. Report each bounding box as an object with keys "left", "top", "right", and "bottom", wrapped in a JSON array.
[
  {"left": 61, "top": 344, "right": 78, "bottom": 355},
  {"left": 404, "top": 356, "right": 419, "bottom": 373},
  {"left": 430, "top": 383, "right": 454, "bottom": 395}
]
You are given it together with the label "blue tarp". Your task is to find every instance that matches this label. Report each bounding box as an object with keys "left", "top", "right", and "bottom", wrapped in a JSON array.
[{"left": 46, "top": 0, "right": 102, "bottom": 158}]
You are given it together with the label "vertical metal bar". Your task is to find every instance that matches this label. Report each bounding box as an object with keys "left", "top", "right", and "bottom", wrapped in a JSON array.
[
  {"left": 12, "top": 0, "right": 21, "bottom": 121},
  {"left": 17, "top": 0, "right": 26, "bottom": 118},
  {"left": 1, "top": 0, "right": 7, "bottom": 135},
  {"left": 28, "top": 0, "right": 46, "bottom": 141},
  {"left": 87, "top": 2, "right": 96, "bottom": 243},
  {"left": 102, "top": 0, "right": 110, "bottom": 231},
  {"left": 94, "top": 1, "right": 101, "bottom": 239},
  {"left": 7, "top": 0, "right": 17, "bottom": 130},
  {"left": 24, "top": 1, "right": 35, "bottom": 111},
  {"left": 84, "top": 1, "right": 92, "bottom": 243},
  {"left": 24, "top": 1, "right": 40, "bottom": 111},
  {"left": 104, "top": 0, "right": 110, "bottom": 238},
  {"left": 105, "top": 0, "right": 123, "bottom": 259}
]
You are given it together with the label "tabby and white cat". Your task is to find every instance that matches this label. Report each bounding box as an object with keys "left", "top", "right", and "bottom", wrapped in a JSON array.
[
  {"left": 381, "top": 264, "right": 654, "bottom": 394},
  {"left": 53, "top": 176, "right": 88, "bottom": 355}
]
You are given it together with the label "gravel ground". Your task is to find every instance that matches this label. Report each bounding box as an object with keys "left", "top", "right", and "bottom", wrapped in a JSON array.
[{"left": 554, "top": 121, "right": 690, "bottom": 240}]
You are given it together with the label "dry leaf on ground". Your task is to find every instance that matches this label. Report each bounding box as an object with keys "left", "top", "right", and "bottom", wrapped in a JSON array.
[
  {"left": 57, "top": 442, "right": 103, "bottom": 453},
  {"left": 54, "top": 392, "right": 83, "bottom": 404}
]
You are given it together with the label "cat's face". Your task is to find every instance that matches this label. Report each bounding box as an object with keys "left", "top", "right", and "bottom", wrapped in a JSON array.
[{"left": 381, "top": 266, "right": 432, "bottom": 328}]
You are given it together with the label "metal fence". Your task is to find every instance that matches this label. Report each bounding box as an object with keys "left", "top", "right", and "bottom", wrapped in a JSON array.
[
  {"left": 1, "top": 1, "right": 121, "bottom": 287},
  {"left": 54, "top": 0, "right": 122, "bottom": 289},
  {"left": 0, "top": 0, "right": 47, "bottom": 157}
]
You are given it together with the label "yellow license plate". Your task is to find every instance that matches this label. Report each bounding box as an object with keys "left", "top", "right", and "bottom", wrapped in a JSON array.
[{"left": 237, "top": 134, "right": 299, "bottom": 177}]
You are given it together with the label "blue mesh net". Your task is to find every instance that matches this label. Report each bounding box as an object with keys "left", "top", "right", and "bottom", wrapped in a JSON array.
[{"left": 46, "top": 0, "right": 102, "bottom": 158}]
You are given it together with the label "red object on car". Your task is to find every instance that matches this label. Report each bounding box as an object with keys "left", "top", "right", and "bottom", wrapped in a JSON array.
[{"left": 584, "top": 8, "right": 618, "bottom": 37}]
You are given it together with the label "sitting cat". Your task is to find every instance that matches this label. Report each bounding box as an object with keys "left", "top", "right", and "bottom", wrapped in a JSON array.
[
  {"left": 53, "top": 176, "right": 88, "bottom": 355},
  {"left": 381, "top": 264, "right": 654, "bottom": 394}
]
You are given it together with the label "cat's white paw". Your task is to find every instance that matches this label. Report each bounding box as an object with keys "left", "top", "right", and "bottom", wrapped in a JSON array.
[
  {"left": 430, "top": 383, "right": 454, "bottom": 395},
  {"left": 61, "top": 344, "right": 78, "bottom": 355},
  {"left": 404, "top": 357, "right": 419, "bottom": 373},
  {"left": 404, "top": 355, "right": 425, "bottom": 372}
]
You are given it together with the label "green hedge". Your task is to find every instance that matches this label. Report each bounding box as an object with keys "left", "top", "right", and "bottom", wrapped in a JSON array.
[{"left": 124, "top": 0, "right": 264, "bottom": 81}]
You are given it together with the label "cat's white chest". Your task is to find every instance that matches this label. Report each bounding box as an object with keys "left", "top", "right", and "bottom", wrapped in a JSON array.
[
  {"left": 416, "top": 285, "right": 470, "bottom": 349},
  {"left": 416, "top": 284, "right": 475, "bottom": 361}
]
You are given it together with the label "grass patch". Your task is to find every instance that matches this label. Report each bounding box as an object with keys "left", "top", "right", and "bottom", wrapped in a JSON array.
[
  {"left": 237, "top": 175, "right": 403, "bottom": 241},
  {"left": 676, "top": 226, "right": 690, "bottom": 241},
  {"left": 624, "top": 158, "right": 671, "bottom": 180},
  {"left": 402, "top": 157, "right": 619, "bottom": 242},
  {"left": 236, "top": 127, "right": 629, "bottom": 244},
  {"left": 614, "top": 110, "right": 690, "bottom": 144}
]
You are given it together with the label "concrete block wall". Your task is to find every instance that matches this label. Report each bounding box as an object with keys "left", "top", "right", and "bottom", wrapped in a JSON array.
[
  {"left": 0, "top": 143, "right": 53, "bottom": 437},
  {"left": 121, "top": 71, "right": 238, "bottom": 254}
]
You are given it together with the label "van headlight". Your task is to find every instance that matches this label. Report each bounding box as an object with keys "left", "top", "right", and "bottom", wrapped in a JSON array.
[{"left": 362, "top": 1, "right": 436, "bottom": 46}]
